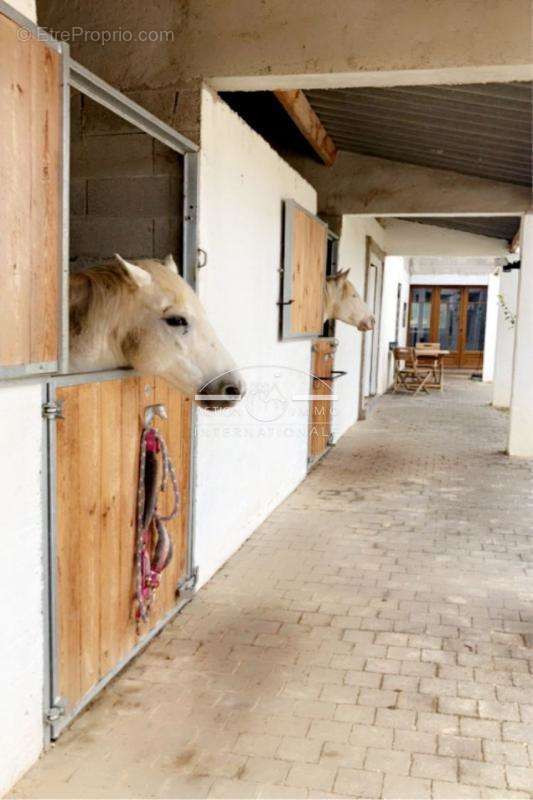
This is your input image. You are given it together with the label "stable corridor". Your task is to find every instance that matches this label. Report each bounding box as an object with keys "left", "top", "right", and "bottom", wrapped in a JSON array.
[{"left": 14, "top": 379, "right": 533, "bottom": 800}]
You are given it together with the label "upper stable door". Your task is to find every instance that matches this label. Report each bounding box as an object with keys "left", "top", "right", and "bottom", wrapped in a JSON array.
[
  {"left": 280, "top": 200, "right": 328, "bottom": 340},
  {"left": 0, "top": 8, "right": 64, "bottom": 378},
  {"left": 408, "top": 285, "right": 488, "bottom": 370}
]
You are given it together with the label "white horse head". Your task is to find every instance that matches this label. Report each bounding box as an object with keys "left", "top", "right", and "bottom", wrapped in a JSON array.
[
  {"left": 69, "top": 254, "right": 244, "bottom": 410},
  {"left": 324, "top": 269, "right": 375, "bottom": 331}
]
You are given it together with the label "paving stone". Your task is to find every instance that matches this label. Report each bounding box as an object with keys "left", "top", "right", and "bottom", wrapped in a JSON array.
[
  {"left": 285, "top": 762, "right": 336, "bottom": 792},
  {"left": 459, "top": 759, "right": 506, "bottom": 789},
  {"left": 411, "top": 753, "right": 458, "bottom": 782},
  {"left": 334, "top": 768, "right": 383, "bottom": 798},
  {"left": 276, "top": 736, "right": 322, "bottom": 764},
  {"left": 307, "top": 719, "right": 352, "bottom": 744},
  {"left": 506, "top": 765, "right": 533, "bottom": 792},
  {"left": 439, "top": 735, "right": 483, "bottom": 760},
  {"left": 381, "top": 773, "right": 432, "bottom": 798},
  {"left": 320, "top": 741, "right": 366, "bottom": 769},
  {"left": 365, "top": 746, "right": 411, "bottom": 775},
  {"left": 393, "top": 729, "right": 437, "bottom": 755},
  {"left": 432, "top": 780, "right": 482, "bottom": 798}
]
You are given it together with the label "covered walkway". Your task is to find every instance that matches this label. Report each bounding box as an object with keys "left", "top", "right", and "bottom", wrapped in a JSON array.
[{"left": 14, "top": 379, "right": 533, "bottom": 799}]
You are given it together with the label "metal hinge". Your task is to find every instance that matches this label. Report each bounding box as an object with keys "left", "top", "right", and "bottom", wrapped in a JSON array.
[
  {"left": 42, "top": 399, "right": 64, "bottom": 420},
  {"left": 45, "top": 698, "right": 67, "bottom": 724},
  {"left": 177, "top": 566, "right": 199, "bottom": 594}
]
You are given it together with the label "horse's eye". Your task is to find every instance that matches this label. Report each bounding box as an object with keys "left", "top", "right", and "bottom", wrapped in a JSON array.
[{"left": 164, "top": 315, "right": 188, "bottom": 328}]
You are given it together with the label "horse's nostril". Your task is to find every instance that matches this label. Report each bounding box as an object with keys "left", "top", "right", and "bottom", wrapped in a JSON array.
[{"left": 224, "top": 384, "right": 241, "bottom": 396}]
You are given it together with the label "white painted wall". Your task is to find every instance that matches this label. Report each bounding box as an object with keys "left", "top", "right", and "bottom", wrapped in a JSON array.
[
  {"left": 412, "top": 273, "right": 489, "bottom": 286},
  {"left": 331, "top": 216, "right": 386, "bottom": 441},
  {"left": 411, "top": 256, "right": 503, "bottom": 276},
  {"left": 7, "top": 0, "right": 36, "bottom": 21},
  {"left": 194, "top": 88, "right": 316, "bottom": 585},
  {"left": 482, "top": 274, "right": 500, "bottom": 383},
  {"left": 508, "top": 213, "right": 533, "bottom": 457},
  {"left": 0, "top": 6, "right": 45, "bottom": 795},
  {"left": 493, "top": 269, "right": 519, "bottom": 407},
  {"left": 377, "top": 257, "right": 410, "bottom": 394},
  {"left": 0, "top": 384, "right": 44, "bottom": 795},
  {"left": 383, "top": 219, "right": 509, "bottom": 257}
]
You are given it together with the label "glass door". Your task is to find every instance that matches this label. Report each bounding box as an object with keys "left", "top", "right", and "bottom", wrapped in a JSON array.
[
  {"left": 408, "top": 287, "right": 433, "bottom": 345},
  {"left": 408, "top": 285, "right": 487, "bottom": 371},
  {"left": 461, "top": 287, "right": 487, "bottom": 369},
  {"left": 438, "top": 288, "right": 462, "bottom": 367}
]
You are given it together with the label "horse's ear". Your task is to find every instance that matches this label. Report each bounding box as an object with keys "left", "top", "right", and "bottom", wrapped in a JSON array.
[
  {"left": 335, "top": 268, "right": 350, "bottom": 281},
  {"left": 329, "top": 268, "right": 350, "bottom": 283},
  {"left": 163, "top": 253, "right": 179, "bottom": 274},
  {"left": 114, "top": 254, "right": 152, "bottom": 289}
]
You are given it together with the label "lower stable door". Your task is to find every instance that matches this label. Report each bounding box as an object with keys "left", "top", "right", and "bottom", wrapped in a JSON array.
[
  {"left": 308, "top": 339, "right": 337, "bottom": 464},
  {"left": 49, "top": 373, "right": 192, "bottom": 734}
]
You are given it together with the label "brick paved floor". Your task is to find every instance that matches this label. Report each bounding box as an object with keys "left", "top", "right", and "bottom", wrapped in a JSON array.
[{"left": 13, "top": 378, "right": 533, "bottom": 799}]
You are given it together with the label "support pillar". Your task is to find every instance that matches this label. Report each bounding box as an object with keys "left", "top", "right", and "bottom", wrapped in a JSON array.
[
  {"left": 492, "top": 269, "right": 519, "bottom": 407},
  {"left": 508, "top": 213, "right": 533, "bottom": 457}
]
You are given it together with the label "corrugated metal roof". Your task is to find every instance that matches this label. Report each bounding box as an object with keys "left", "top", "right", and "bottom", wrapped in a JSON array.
[
  {"left": 305, "top": 83, "right": 532, "bottom": 186},
  {"left": 395, "top": 216, "right": 521, "bottom": 242}
]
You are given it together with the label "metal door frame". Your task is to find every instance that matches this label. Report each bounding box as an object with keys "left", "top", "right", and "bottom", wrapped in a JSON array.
[{"left": 358, "top": 237, "right": 386, "bottom": 420}]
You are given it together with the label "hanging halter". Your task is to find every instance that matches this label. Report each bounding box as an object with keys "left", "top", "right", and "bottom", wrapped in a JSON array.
[{"left": 135, "top": 404, "right": 180, "bottom": 625}]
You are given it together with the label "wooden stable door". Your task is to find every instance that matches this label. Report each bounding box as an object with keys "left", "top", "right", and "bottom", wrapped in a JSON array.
[
  {"left": 53, "top": 374, "right": 191, "bottom": 723},
  {"left": 280, "top": 200, "right": 328, "bottom": 339},
  {"left": 408, "top": 285, "right": 487, "bottom": 369},
  {"left": 0, "top": 11, "right": 62, "bottom": 376},
  {"left": 309, "top": 339, "right": 336, "bottom": 463}
]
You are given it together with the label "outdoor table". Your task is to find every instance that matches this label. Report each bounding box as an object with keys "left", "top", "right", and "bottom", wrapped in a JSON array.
[{"left": 414, "top": 348, "right": 450, "bottom": 390}]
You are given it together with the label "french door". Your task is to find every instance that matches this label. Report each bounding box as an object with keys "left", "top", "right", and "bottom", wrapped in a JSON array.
[{"left": 408, "top": 285, "right": 487, "bottom": 369}]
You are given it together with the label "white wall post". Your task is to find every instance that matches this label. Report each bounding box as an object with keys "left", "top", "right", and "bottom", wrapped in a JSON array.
[
  {"left": 508, "top": 214, "right": 533, "bottom": 457},
  {"left": 492, "top": 269, "right": 519, "bottom": 407},
  {"left": 482, "top": 272, "right": 500, "bottom": 383}
]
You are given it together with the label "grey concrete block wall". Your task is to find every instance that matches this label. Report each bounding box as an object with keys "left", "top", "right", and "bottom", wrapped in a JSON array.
[
  {"left": 70, "top": 218, "right": 155, "bottom": 263},
  {"left": 70, "top": 87, "right": 182, "bottom": 269},
  {"left": 86, "top": 176, "right": 176, "bottom": 217}
]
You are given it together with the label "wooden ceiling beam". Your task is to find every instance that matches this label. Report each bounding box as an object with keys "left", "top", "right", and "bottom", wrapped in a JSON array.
[
  {"left": 274, "top": 89, "right": 337, "bottom": 166},
  {"left": 510, "top": 223, "right": 521, "bottom": 253}
]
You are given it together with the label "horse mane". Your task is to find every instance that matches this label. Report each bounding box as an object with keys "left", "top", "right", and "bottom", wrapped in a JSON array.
[{"left": 69, "top": 262, "right": 137, "bottom": 337}]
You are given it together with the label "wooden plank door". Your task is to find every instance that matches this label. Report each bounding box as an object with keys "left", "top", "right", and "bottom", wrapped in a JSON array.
[
  {"left": 0, "top": 10, "right": 62, "bottom": 376},
  {"left": 52, "top": 374, "right": 192, "bottom": 730},
  {"left": 309, "top": 339, "right": 336, "bottom": 463},
  {"left": 280, "top": 200, "right": 328, "bottom": 339}
]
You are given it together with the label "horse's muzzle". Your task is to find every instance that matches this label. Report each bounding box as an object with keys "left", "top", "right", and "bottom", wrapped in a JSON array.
[
  {"left": 196, "top": 372, "right": 246, "bottom": 410},
  {"left": 358, "top": 315, "right": 376, "bottom": 332}
]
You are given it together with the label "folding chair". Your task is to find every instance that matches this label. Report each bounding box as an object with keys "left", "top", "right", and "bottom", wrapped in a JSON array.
[
  {"left": 415, "top": 342, "right": 443, "bottom": 391},
  {"left": 393, "top": 347, "right": 432, "bottom": 395}
]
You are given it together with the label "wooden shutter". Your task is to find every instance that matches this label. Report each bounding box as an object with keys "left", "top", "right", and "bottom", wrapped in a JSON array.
[
  {"left": 280, "top": 200, "right": 327, "bottom": 339},
  {"left": 0, "top": 10, "right": 62, "bottom": 377}
]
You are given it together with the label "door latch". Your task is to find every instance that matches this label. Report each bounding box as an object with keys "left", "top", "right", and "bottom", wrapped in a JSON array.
[
  {"left": 42, "top": 399, "right": 64, "bottom": 420},
  {"left": 45, "top": 698, "right": 67, "bottom": 724}
]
